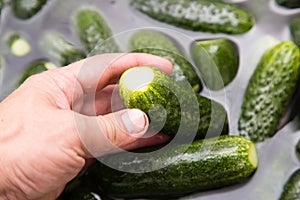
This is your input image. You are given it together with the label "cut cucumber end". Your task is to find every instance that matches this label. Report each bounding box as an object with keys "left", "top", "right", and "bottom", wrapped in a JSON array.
[
  {"left": 249, "top": 143, "right": 258, "bottom": 168},
  {"left": 11, "top": 39, "right": 31, "bottom": 57},
  {"left": 121, "top": 67, "right": 154, "bottom": 91}
]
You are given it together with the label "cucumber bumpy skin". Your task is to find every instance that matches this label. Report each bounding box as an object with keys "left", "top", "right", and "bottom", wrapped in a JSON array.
[
  {"left": 40, "top": 32, "right": 86, "bottom": 66},
  {"left": 279, "top": 169, "right": 300, "bottom": 200},
  {"left": 73, "top": 8, "right": 119, "bottom": 56},
  {"left": 131, "top": 0, "right": 254, "bottom": 34},
  {"left": 238, "top": 41, "right": 300, "bottom": 143},
  {"left": 191, "top": 38, "right": 239, "bottom": 90},
  {"left": 87, "top": 136, "right": 258, "bottom": 199},
  {"left": 130, "top": 30, "right": 202, "bottom": 92},
  {"left": 11, "top": 0, "right": 47, "bottom": 19},
  {"left": 119, "top": 66, "right": 228, "bottom": 139}
]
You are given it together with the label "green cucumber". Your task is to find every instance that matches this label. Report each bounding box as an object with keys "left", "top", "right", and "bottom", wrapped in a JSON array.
[
  {"left": 238, "top": 41, "right": 300, "bottom": 142},
  {"left": 131, "top": 0, "right": 254, "bottom": 34},
  {"left": 191, "top": 38, "right": 239, "bottom": 90},
  {"left": 39, "top": 32, "right": 86, "bottom": 66},
  {"left": 297, "top": 139, "right": 300, "bottom": 161},
  {"left": 6, "top": 32, "right": 31, "bottom": 57},
  {"left": 87, "top": 135, "right": 257, "bottom": 198},
  {"left": 276, "top": 0, "right": 300, "bottom": 8},
  {"left": 11, "top": 0, "right": 47, "bottom": 19},
  {"left": 130, "top": 30, "right": 202, "bottom": 92},
  {"left": 72, "top": 8, "right": 119, "bottom": 56},
  {"left": 290, "top": 17, "right": 300, "bottom": 47},
  {"left": 119, "top": 66, "right": 228, "bottom": 139},
  {"left": 279, "top": 169, "right": 300, "bottom": 200},
  {"left": 18, "top": 60, "right": 57, "bottom": 85}
]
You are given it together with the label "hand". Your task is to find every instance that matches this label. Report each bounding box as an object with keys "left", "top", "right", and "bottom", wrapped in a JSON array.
[{"left": 0, "top": 53, "right": 172, "bottom": 200}]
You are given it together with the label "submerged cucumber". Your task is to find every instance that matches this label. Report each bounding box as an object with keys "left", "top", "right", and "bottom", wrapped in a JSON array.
[
  {"left": 131, "top": 0, "right": 254, "bottom": 34},
  {"left": 191, "top": 38, "right": 239, "bottom": 90},
  {"left": 11, "top": 0, "right": 47, "bottom": 19},
  {"left": 73, "top": 8, "right": 119, "bottom": 56},
  {"left": 6, "top": 32, "right": 31, "bottom": 57},
  {"left": 290, "top": 17, "right": 300, "bottom": 47},
  {"left": 88, "top": 136, "right": 257, "bottom": 198},
  {"left": 39, "top": 32, "right": 86, "bottom": 66},
  {"left": 297, "top": 139, "right": 300, "bottom": 161},
  {"left": 238, "top": 41, "right": 300, "bottom": 142},
  {"left": 130, "top": 30, "right": 202, "bottom": 92},
  {"left": 119, "top": 66, "right": 228, "bottom": 139},
  {"left": 279, "top": 169, "right": 300, "bottom": 200},
  {"left": 18, "top": 60, "right": 57, "bottom": 85},
  {"left": 276, "top": 0, "right": 300, "bottom": 8}
]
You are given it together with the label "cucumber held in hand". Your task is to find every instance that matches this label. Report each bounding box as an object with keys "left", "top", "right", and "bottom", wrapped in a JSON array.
[
  {"left": 130, "top": 30, "right": 202, "bottom": 92},
  {"left": 191, "top": 38, "right": 239, "bottom": 90},
  {"left": 119, "top": 66, "right": 228, "bottom": 139},
  {"left": 276, "top": 0, "right": 300, "bottom": 8},
  {"left": 279, "top": 169, "right": 300, "bottom": 200},
  {"left": 39, "top": 32, "right": 86, "bottom": 66},
  {"left": 88, "top": 135, "right": 258, "bottom": 199},
  {"left": 131, "top": 0, "right": 254, "bottom": 34},
  {"left": 73, "top": 8, "right": 119, "bottom": 56},
  {"left": 11, "top": 0, "right": 47, "bottom": 19},
  {"left": 238, "top": 41, "right": 300, "bottom": 142}
]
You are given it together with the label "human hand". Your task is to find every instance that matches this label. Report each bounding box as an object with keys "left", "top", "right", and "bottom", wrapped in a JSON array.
[{"left": 0, "top": 53, "right": 172, "bottom": 200}]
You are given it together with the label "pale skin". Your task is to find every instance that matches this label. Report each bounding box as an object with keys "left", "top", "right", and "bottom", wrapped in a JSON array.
[{"left": 0, "top": 53, "right": 172, "bottom": 200}]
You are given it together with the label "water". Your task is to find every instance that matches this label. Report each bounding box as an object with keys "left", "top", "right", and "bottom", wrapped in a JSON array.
[{"left": 0, "top": 0, "right": 299, "bottom": 199}]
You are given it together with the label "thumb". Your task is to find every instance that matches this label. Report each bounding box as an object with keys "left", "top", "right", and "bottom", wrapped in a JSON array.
[{"left": 77, "top": 109, "right": 149, "bottom": 157}]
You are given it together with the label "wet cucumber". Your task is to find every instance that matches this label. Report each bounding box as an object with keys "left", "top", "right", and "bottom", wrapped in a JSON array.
[
  {"left": 297, "top": 139, "right": 300, "bottom": 161},
  {"left": 238, "top": 41, "right": 300, "bottom": 142},
  {"left": 18, "top": 60, "right": 57, "bottom": 85},
  {"left": 276, "top": 0, "right": 300, "bottom": 8},
  {"left": 130, "top": 30, "right": 202, "bottom": 92},
  {"left": 131, "top": 0, "right": 254, "bottom": 34},
  {"left": 119, "top": 66, "right": 228, "bottom": 139},
  {"left": 6, "top": 32, "right": 31, "bottom": 57},
  {"left": 39, "top": 32, "right": 86, "bottom": 66},
  {"left": 72, "top": 8, "right": 119, "bottom": 56},
  {"left": 279, "top": 169, "right": 300, "bottom": 200},
  {"left": 11, "top": 0, "right": 47, "bottom": 19},
  {"left": 290, "top": 17, "right": 300, "bottom": 47},
  {"left": 88, "top": 136, "right": 258, "bottom": 198},
  {"left": 191, "top": 38, "right": 239, "bottom": 90}
]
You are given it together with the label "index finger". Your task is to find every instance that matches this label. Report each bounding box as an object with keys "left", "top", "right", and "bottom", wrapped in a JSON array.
[{"left": 65, "top": 53, "right": 173, "bottom": 93}]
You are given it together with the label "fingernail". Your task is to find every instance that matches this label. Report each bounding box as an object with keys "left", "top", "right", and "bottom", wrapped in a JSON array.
[{"left": 121, "top": 109, "right": 147, "bottom": 134}]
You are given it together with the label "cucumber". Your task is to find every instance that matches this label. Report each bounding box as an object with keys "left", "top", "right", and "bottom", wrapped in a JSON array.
[
  {"left": 279, "top": 169, "right": 300, "bottom": 200},
  {"left": 290, "top": 17, "right": 300, "bottom": 47},
  {"left": 191, "top": 38, "right": 239, "bottom": 90},
  {"left": 39, "top": 32, "right": 86, "bottom": 66},
  {"left": 5, "top": 32, "right": 31, "bottom": 57},
  {"left": 131, "top": 0, "right": 254, "bottom": 34},
  {"left": 11, "top": 0, "right": 47, "bottom": 19},
  {"left": 238, "top": 41, "right": 300, "bottom": 142},
  {"left": 72, "top": 8, "right": 119, "bottom": 56},
  {"left": 276, "top": 0, "right": 300, "bottom": 8},
  {"left": 130, "top": 30, "right": 202, "bottom": 92},
  {"left": 18, "top": 60, "right": 57, "bottom": 85},
  {"left": 119, "top": 66, "right": 228, "bottom": 139},
  {"left": 297, "top": 139, "right": 300, "bottom": 161},
  {"left": 87, "top": 135, "right": 257, "bottom": 198}
]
